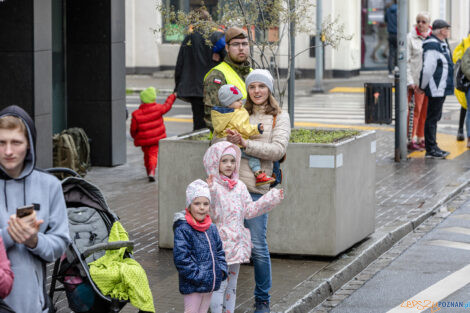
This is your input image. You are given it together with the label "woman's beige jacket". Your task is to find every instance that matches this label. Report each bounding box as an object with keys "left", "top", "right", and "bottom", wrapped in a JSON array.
[{"left": 239, "top": 105, "right": 291, "bottom": 194}]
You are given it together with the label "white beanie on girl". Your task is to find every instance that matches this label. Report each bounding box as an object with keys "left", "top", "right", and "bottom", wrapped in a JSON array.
[{"left": 185, "top": 179, "right": 211, "bottom": 208}]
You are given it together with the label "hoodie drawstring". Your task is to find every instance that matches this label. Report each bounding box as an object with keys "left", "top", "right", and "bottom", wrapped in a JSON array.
[
  {"left": 3, "top": 181, "right": 7, "bottom": 211},
  {"left": 3, "top": 178, "right": 27, "bottom": 211},
  {"left": 23, "top": 178, "right": 26, "bottom": 206}
]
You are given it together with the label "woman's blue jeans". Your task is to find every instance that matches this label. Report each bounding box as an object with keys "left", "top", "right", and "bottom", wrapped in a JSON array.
[{"left": 244, "top": 192, "right": 271, "bottom": 303}]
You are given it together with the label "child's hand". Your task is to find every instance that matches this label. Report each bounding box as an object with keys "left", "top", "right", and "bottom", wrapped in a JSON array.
[
  {"left": 206, "top": 175, "right": 214, "bottom": 188},
  {"left": 279, "top": 188, "right": 284, "bottom": 199},
  {"left": 259, "top": 123, "right": 264, "bottom": 131},
  {"left": 212, "top": 53, "right": 221, "bottom": 62},
  {"left": 173, "top": 91, "right": 177, "bottom": 97}
]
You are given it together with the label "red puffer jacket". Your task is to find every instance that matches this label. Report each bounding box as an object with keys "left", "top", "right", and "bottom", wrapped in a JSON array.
[{"left": 130, "top": 94, "right": 176, "bottom": 146}]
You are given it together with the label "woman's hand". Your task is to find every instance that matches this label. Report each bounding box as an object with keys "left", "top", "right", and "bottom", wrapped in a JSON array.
[{"left": 279, "top": 189, "right": 284, "bottom": 199}]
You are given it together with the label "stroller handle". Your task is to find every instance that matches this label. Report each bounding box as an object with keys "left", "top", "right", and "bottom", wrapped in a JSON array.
[
  {"left": 45, "top": 167, "right": 81, "bottom": 177},
  {"left": 82, "top": 241, "right": 135, "bottom": 260}
]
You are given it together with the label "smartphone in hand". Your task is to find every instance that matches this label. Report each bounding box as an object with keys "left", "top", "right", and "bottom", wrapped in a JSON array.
[{"left": 16, "top": 205, "right": 34, "bottom": 218}]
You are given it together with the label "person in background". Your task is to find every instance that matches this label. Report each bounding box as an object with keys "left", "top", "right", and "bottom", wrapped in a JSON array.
[
  {"left": 384, "top": 0, "right": 398, "bottom": 78},
  {"left": 418, "top": 19, "right": 454, "bottom": 159},
  {"left": 130, "top": 87, "right": 176, "bottom": 181},
  {"left": 174, "top": 8, "right": 225, "bottom": 131},
  {"left": 406, "top": 12, "right": 432, "bottom": 151},
  {"left": 203, "top": 27, "right": 252, "bottom": 131},
  {"left": 452, "top": 31, "right": 470, "bottom": 142}
]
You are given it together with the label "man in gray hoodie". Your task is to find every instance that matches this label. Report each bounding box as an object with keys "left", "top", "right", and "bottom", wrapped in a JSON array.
[{"left": 0, "top": 105, "right": 70, "bottom": 313}]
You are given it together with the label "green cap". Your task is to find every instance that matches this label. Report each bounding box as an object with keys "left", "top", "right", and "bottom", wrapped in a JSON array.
[{"left": 140, "top": 87, "right": 157, "bottom": 103}]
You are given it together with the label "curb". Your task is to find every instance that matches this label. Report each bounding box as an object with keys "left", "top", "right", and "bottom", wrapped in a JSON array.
[
  {"left": 127, "top": 87, "right": 174, "bottom": 96},
  {"left": 271, "top": 179, "right": 470, "bottom": 313},
  {"left": 126, "top": 87, "right": 322, "bottom": 97}
]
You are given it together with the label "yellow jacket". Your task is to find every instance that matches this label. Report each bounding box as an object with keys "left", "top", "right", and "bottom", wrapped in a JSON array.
[
  {"left": 453, "top": 36, "right": 470, "bottom": 109},
  {"left": 211, "top": 106, "right": 261, "bottom": 139}
]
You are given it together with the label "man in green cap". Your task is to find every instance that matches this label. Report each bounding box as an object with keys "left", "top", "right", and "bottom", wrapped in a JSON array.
[
  {"left": 203, "top": 26, "right": 252, "bottom": 130},
  {"left": 130, "top": 87, "right": 176, "bottom": 181}
]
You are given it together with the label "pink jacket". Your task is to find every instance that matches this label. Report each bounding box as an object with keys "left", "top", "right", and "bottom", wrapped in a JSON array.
[
  {"left": 0, "top": 236, "right": 13, "bottom": 299},
  {"left": 203, "top": 141, "right": 283, "bottom": 265}
]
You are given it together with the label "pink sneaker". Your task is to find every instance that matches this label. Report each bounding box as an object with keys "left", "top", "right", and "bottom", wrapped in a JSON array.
[
  {"left": 408, "top": 142, "right": 424, "bottom": 151},
  {"left": 418, "top": 141, "right": 425, "bottom": 149}
]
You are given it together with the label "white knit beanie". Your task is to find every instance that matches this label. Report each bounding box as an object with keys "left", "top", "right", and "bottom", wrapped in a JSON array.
[
  {"left": 245, "top": 69, "right": 274, "bottom": 94},
  {"left": 185, "top": 179, "right": 211, "bottom": 208}
]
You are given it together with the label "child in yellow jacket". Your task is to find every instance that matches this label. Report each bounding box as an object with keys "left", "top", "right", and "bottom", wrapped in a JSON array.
[{"left": 211, "top": 84, "right": 275, "bottom": 186}]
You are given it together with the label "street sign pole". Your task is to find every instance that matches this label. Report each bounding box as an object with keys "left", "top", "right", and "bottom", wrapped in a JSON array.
[
  {"left": 288, "top": 0, "right": 295, "bottom": 128},
  {"left": 312, "top": 0, "right": 324, "bottom": 93},
  {"left": 395, "top": 0, "right": 408, "bottom": 161}
]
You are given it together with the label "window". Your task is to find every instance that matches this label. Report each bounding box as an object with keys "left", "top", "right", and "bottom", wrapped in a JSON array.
[{"left": 162, "top": 0, "right": 219, "bottom": 42}]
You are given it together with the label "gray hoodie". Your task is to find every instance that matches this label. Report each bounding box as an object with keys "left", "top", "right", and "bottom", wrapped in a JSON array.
[{"left": 0, "top": 106, "right": 70, "bottom": 313}]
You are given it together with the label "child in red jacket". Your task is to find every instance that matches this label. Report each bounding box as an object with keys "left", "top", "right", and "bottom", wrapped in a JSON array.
[{"left": 131, "top": 87, "right": 176, "bottom": 181}]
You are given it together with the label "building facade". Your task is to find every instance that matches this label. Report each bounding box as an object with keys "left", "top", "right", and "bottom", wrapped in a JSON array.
[
  {"left": 0, "top": 0, "right": 126, "bottom": 167},
  {"left": 126, "top": 0, "right": 470, "bottom": 78}
]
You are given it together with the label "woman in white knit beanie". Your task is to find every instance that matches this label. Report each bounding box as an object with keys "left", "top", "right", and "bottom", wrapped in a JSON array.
[{"left": 225, "top": 68, "right": 291, "bottom": 312}]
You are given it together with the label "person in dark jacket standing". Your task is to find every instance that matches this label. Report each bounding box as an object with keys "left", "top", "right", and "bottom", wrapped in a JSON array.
[
  {"left": 418, "top": 19, "right": 454, "bottom": 159},
  {"left": 384, "top": 0, "right": 398, "bottom": 78},
  {"left": 174, "top": 9, "right": 225, "bottom": 131},
  {"left": 130, "top": 87, "right": 176, "bottom": 181},
  {"left": 203, "top": 27, "right": 252, "bottom": 131},
  {"left": 173, "top": 179, "right": 227, "bottom": 313}
]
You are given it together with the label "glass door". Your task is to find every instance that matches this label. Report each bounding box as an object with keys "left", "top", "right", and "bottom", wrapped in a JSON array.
[{"left": 361, "top": 0, "right": 389, "bottom": 70}]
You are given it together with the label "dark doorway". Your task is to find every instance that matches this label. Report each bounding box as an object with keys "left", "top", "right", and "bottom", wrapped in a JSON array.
[{"left": 52, "top": 0, "right": 67, "bottom": 134}]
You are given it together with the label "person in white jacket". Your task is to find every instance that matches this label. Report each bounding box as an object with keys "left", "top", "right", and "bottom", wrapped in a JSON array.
[{"left": 406, "top": 12, "right": 432, "bottom": 151}]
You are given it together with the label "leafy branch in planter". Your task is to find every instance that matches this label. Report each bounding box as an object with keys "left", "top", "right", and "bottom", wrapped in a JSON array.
[{"left": 154, "top": 0, "right": 352, "bottom": 106}]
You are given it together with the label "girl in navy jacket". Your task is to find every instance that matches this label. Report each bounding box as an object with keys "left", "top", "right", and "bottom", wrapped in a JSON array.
[{"left": 173, "top": 179, "right": 227, "bottom": 313}]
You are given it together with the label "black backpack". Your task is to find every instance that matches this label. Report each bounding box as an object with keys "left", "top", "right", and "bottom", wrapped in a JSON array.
[{"left": 455, "top": 59, "right": 470, "bottom": 92}]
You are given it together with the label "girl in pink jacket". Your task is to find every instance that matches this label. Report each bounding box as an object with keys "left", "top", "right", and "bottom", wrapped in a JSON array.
[
  {"left": 203, "top": 141, "right": 283, "bottom": 313},
  {"left": 0, "top": 236, "right": 13, "bottom": 299}
]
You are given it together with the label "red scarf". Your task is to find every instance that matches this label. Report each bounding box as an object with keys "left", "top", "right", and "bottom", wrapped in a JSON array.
[
  {"left": 416, "top": 26, "right": 431, "bottom": 39},
  {"left": 221, "top": 175, "right": 237, "bottom": 190},
  {"left": 185, "top": 209, "right": 212, "bottom": 232}
]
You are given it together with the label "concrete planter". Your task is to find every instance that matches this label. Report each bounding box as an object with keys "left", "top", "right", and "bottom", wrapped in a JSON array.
[{"left": 158, "top": 129, "right": 376, "bottom": 256}]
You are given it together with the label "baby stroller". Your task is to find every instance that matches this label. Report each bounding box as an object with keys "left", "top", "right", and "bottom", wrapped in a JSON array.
[{"left": 47, "top": 168, "right": 135, "bottom": 313}]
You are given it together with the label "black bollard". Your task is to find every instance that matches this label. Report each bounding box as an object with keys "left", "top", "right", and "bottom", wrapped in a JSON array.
[{"left": 394, "top": 70, "right": 401, "bottom": 162}]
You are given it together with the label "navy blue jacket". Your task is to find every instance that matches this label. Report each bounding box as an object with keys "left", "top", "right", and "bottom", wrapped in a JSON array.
[
  {"left": 173, "top": 219, "right": 227, "bottom": 295},
  {"left": 385, "top": 4, "right": 397, "bottom": 35},
  {"left": 419, "top": 34, "right": 454, "bottom": 97}
]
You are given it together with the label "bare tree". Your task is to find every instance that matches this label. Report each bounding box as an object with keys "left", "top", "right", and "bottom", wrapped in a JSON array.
[{"left": 155, "top": 0, "right": 352, "bottom": 106}]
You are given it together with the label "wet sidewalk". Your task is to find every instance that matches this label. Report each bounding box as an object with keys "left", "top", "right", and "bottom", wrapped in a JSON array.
[
  {"left": 53, "top": 72, "right": 470, "bottom": 313},
  {"left": 64, "top": 128, "right": 470, "bottom": 313}
]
